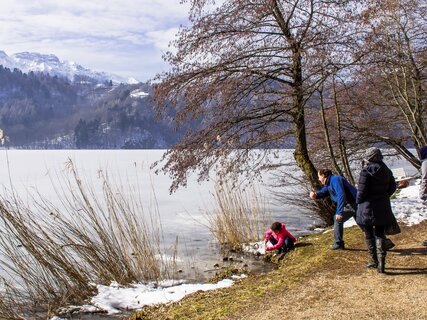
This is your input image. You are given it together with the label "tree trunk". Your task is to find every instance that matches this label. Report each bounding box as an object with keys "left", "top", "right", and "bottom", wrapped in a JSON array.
[
  {"left": 291, "top": 44, "right": 317, "bottom": 186},
  {"left": 291, "top": 44, "right": 335, "bottom": 225}
]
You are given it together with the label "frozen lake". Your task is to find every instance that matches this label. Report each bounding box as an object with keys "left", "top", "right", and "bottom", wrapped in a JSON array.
[
  {"left": 0, "top": 149, "right": 417, "bottom": 280},
  {"left": 0, "top": 149, "right": 320, "bottom": 279}
]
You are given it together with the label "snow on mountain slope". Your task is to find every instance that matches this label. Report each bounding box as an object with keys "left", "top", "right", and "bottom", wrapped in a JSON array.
[
  {"left": 130, "top": 89, "right": 149, "bottom": 98},
  {"left": 0, "top": 51, "right": 15, "bottom": 69},
  {"left": 0, "top": 50, "right": 139, "bottom": 84}
]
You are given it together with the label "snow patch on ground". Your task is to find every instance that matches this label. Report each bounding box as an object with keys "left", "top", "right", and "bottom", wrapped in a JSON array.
[{"left": 54, "top": 278, "right": 242, "bottom": 317}]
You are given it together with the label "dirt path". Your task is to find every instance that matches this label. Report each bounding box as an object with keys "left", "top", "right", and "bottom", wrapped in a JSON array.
[{"left": 233, "top": 223, "right": 427, "bottom": 320}]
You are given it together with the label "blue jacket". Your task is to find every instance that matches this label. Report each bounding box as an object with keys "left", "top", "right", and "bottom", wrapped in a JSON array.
[{"left": 316, "top": 175, "right": 357, "bottom": 215}]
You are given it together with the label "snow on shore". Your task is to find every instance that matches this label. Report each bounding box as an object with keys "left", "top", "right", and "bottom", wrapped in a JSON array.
[
  {"left": 89, "top": 279, "right": 237, "bottom": 314},
  {"left": 52, "top": 276, "right": 247, "bottom": 318},
  {"left": 53, "top": 179, "right": 426, "bottom": 319}
]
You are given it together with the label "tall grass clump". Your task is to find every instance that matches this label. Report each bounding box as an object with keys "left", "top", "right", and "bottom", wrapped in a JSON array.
[
  {"left": 269, "top": 168, "right": 330, "bottom": 226},
  {"left": 0, "top": 159, "right": 176, "bottom": 319},
  {"left": 205, "top": 182, "right": 270, "bottom": 250}
]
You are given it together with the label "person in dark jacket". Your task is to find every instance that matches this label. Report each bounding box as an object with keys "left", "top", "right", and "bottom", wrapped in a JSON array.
[
  {"left": 418, "top": 146, "right": 427, "bottom": 247},
  {"left": 356, "top": 147, "right": 397, "bottom": 273},
  {"left": 310, "top": 169, "right": 357, "bottom": 250},
  {"left": 419, "top": 146, "right": 427, "bottom": 200}
]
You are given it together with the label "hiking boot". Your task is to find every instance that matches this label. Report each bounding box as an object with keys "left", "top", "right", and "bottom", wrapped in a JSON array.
[
  {"left": 423, "top": 240, "right": 427, "bottom": 246},
  {"left": 384, "top": 238, "right": 395, "bottom": 250},
  {"left": 331, "top": 243, "right": 345, "bottom": 250},
  {"left": 365, "top": 238, "right": 378, "bottom": 268},
  {"left": 376, "top": 238, "right": 386, "bottom": 273}
]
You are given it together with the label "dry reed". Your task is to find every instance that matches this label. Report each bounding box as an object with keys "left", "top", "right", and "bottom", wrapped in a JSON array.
[
  {"left": 0, "top": 159, "right": 176, "bottom": 319},
  {"left": 205, "top": 182, "right": 270, "bottom": 250}
]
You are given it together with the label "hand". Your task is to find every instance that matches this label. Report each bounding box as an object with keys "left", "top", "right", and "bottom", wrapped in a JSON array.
[
  {"left": 335, "top": 215, "right": 343, "bottom": 222},
  {"left": 309, "top": 191, "right": 317, "bottom": 200}
]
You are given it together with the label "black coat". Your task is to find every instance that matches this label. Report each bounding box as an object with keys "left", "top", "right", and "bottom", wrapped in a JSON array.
[{"left": 356, "top": 161, "right": 397, "bottom": 226}]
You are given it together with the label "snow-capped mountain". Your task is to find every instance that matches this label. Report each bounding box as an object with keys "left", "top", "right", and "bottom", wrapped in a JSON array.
[{"left": 0, "top": 50, "right": 139, "bottom": 84}]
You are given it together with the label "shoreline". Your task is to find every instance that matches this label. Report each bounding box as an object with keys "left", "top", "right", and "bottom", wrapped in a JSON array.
[{"left": 129, "top": 221, "right": 427, "bottom": 320}]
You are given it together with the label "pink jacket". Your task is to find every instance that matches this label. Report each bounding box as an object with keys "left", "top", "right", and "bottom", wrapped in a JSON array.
[{"left": 265, "top": 223, "right": 296, "bottom": 251}]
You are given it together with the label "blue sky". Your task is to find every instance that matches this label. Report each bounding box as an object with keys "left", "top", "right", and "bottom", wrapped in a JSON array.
[{"left": 0, "top": 0, "right": 192, "bottom": 82}]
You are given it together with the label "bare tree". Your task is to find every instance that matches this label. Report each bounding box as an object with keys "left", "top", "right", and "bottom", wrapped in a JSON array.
[
  {"left": 344, "top": 0, "right": 426, "bottom": 167},
  {"left": 154, "top": 0, "right": 362, "bottom": 203},
  {"left": 315, "top": 76, "right": 357, "bottom": 184}
]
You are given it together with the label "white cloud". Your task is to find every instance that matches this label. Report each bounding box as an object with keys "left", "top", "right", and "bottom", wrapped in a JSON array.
[
  {"left": 146, "top": 28, "right": 181, "bottom": 51},
  {"left": 0, "top": 0, "right": 191, "bottom": 81}
]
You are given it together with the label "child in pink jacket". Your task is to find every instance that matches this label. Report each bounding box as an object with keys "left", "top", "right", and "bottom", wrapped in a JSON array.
[{"left": 265, "top": 222, "right": 296, "bottom": 254}]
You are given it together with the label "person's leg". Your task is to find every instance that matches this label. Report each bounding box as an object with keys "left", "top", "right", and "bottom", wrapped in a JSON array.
[
  {"left": 276, "top": 246, "right": 286, "bottom": 254},
  {"left": 332, "top": 207, "right": 354, "bottom": 249},
  {"left": 360, "top": 225, "right": 377, "bottom": 268},
  {"left": 374, "top": 226, "right": 386, "bottom": 273},
  {"left": 269, "top": 236, "right": 292, "bottom": 254},
  {"left": 284, "top": 237, "right": 295, "bottom": 251},
  {"left": 333, "top": 215, "right": 344, "bottom": 249},
  {"left": 374, "top": 225, "right": 386, "bottom": 239},
  {"left": 360, "top": 225, "right": 375, "bottom": 239},
  {"left": 267, "top": 235, "right": 285, "bottom": 253}
]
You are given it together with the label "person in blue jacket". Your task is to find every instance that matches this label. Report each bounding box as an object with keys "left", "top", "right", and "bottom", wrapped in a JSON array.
[{"left": 310, "top": 169, "right": 357, "bottom": 250}]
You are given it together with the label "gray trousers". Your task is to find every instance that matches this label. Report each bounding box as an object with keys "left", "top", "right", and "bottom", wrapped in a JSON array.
[{"left": 334, "top": 204, "right": 356, "bottom": 245}]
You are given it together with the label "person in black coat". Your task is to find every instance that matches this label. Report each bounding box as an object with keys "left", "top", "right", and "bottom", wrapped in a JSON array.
[
  {"left": 418, "top": 146, "right": 427, "bottom": 247},
  {"left": 356, "top": 147, "right": 397, "bottom": 273}
]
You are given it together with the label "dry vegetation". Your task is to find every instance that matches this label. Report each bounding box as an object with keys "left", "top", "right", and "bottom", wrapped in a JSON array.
[
  {"left": 0, "top": 160, "right": 176, "bottom": 319},
  {"left": 204, "top": 182, "right": 270, "bottom": 250}
]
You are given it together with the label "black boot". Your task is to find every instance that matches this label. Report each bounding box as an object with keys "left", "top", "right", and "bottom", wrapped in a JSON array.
[
  {"left": 376, "top": 238, "right": 386, "bottom": 273},
  {"left": 365, "top": 238, "right": 378, "bottom": 268},
  {"left": 384, "top": 238, "right": 395, "bottom": 250}
]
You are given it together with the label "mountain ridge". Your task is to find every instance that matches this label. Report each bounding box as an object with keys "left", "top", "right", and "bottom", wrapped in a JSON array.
[
  {"left": 0, "top": 64, "right": 183, "bottom": 149},
  {"left": 0, "top": 50, "right": 139, "bottom": 85}
]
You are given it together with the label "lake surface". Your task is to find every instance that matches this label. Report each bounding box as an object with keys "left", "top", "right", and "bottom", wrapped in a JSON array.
[{"left": 0, "top": 149, "right": 337, "bottom": 279}]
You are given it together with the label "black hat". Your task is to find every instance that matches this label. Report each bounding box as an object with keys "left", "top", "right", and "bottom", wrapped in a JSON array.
[{"left": 364, "top": 147, "right": 383, "bottom": 162}]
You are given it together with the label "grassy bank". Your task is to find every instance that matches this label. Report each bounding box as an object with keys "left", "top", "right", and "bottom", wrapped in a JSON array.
[
  {"left": 129, "top": 225, "right": 361, "bottom": 319},
  {"left": 129, "top": 221, "right": 427, "bottom": 320}
]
